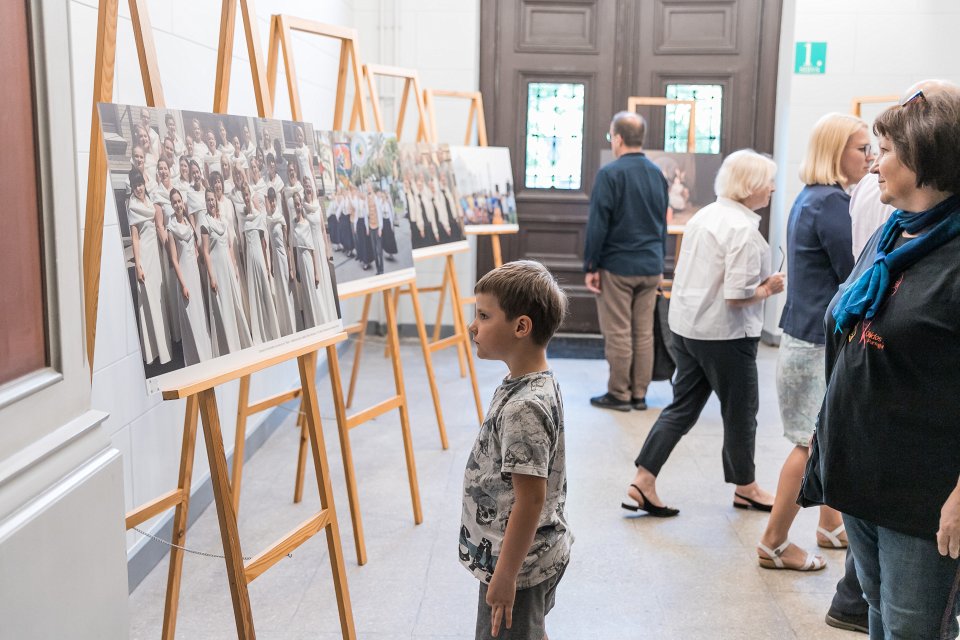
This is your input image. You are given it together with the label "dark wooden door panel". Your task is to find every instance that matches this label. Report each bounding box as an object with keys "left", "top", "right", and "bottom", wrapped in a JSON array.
[{"left": 481, "top": 0, "right": 782, "bottom": 333}]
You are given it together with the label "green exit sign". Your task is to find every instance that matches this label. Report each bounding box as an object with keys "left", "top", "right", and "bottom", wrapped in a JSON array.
[{"left": 795, "top": 42, "right": 827, "bottom": 74}]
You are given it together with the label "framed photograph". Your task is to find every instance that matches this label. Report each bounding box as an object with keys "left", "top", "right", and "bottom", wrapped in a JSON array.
[
  {"left": 448, "top": 146, "right": 517, "bottom": 227},
  {"left": 398, "top": 142, "right": 468, "bottom": 251},
  {"left": 98, "top": 103, "right": 342, "bottom": 391},
  {"left": 599, "top": 149, "right": 724, "bottom": 226},
  {"left": 314, "top": 131, "right": 415, "bottom": 292}
]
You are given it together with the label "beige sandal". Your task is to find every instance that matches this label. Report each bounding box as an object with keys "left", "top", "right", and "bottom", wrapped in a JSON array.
[
  {"left": 757, "top": 540, "right": 826, "bottom": 572},
  {"left": 816, "top": 524, "right": 848, "bottom": 549}
]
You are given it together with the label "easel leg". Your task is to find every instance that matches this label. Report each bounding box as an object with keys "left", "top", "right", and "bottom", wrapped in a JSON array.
[
  {"left": 293, "top": 403, "right": 308, "bottom": 504},
  {"left": 446, "top": 259, "right": 468, "bottom": 378},
  {"left": 161, "top": 395, "right": 199, "bottom": 640},
  {"left": 196, "top": 388, "right": 255, "bottom": 638},
  {"left": 409, "top": 283, "right": 448, "bottom": 450},
  {"left": 447, "top": 255, "right": 484, "bottom": 424},
  {"left": 346, "top": 293, "right": 372, "bottom": 409},
  {"left": 384, "top": 290, "right": 424, "bottom": 523},
  {"left": 232, "top": 374, "right": 251, "bottom": 514},
  {"left": 491, "top": 234, "right": 504, "bottom": 268},
  {"left": 298, "top": 350, "right": 357, "bottom": 638},
  {"left": 432, "top": 268, "right": 449, "bottom": 344},
  {"left": 383, "top": 286, "right": 402, "bottom": 358},
  {"left": 326, "top": 344, "right": 366, "bottom": 565}
]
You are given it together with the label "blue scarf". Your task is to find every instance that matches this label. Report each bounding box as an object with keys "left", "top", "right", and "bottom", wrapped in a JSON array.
[{"left": 832, "top": 193, "right": 960, "bottom": 333}]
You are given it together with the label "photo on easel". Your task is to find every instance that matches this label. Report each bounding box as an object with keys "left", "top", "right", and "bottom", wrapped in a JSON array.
[
  {"left": 97, "top": 103, "right": 342, "bottom": 388},
  {"left": 398, "top": 142, "right": 468, "bottom": 250},
  {"left": 313, "top": 130, "right": 415, "bottom": 290},
  {"left": 600, "top": 148, "right": 724, "bottom": 226},
  {"left": 448, "top": 146, "right": 518, "bottom": 226}
]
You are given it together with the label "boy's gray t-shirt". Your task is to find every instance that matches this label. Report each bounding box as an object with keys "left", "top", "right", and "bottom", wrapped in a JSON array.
[{"left": 459, "top": 370, "right": 572, "bottom": 589}]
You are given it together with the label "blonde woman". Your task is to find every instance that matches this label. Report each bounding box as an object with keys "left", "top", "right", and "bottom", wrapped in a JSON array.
[
  {"left": 624, "top": 150, "right": 783, "bottom": 517},
  {"left": 166, "top": 188, "right": 212, "bottom": 365},
  {"left": 753, "top": 113, "right": 874, "bottom": 573},
  {"left": 127, "top": 169, "right": 172, "bottom": 365}
]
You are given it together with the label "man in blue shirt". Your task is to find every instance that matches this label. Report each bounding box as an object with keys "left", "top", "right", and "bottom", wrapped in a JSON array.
[{"left": 584, "top": 112, "right": 668, "bottom": 411}]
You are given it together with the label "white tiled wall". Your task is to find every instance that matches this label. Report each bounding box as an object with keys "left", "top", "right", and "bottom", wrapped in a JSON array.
[
  {"left": 764, "top": 0, "right": 960, "bottom": 334},
  {"left": 69, "top": 0, "right": 357, "bottom": 556}
]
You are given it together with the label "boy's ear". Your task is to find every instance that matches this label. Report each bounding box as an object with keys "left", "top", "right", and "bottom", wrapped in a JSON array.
[{"left": 514, "top": 315, "right": 533, "bottom": 339}]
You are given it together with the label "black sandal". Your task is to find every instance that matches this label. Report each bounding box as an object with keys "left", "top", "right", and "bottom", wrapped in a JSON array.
[
  {"left": 621, "top": 484, "right": 679, "bottom": 518},
  {"left": 733, "top": 493, "right": 773, "bottom": 512}
]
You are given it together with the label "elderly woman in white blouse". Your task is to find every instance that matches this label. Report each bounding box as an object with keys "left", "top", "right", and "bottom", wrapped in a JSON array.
[{"left": 622, "top": 149, "right": 784, "bottom": 518}]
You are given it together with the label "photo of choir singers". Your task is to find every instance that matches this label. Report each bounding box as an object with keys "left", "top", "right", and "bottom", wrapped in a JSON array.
[
  {"left": 398, "top": 142, "right": 468, "bottom": 249},
  {"left": 313, "top": 131, "right": 414, "bottom": 285},
  {"left": 97, "top": 103, "right": 341, "bottom": 381},
  {"left": 448, "top": 145, "right": 518, "bottom": 226}
]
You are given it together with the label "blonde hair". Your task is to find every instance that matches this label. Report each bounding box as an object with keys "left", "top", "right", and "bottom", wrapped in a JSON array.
[
  {"left": 714, "top": 149, "right": 777, "bottom": 201},
  {"left": 799, "top": 113, "right": 867, "bottom": 186},
  {"left": 474, "top": 260, "right": 567, "bottom": 346}
]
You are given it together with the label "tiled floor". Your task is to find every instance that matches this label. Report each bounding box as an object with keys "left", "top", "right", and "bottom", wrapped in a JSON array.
[{"left": 129, "top": 338, "right": 861, "bottom": 639}]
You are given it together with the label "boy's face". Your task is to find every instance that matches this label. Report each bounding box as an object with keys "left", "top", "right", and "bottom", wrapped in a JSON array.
[{"left": 469, "top": 293, "right": 522, "bottom": 361}]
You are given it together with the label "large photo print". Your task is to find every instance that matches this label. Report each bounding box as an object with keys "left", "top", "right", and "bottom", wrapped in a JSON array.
[
  {"left": 448, "top": 146, "right": 517, "bottom": 226},
  {"left": 398, "top": 142, "right": 468, "bottom": 250},
  {"left": 313, "top": 131, "right": 414, "bottom": 288},
  {"left": 98, "top": 103, "right": 341, "bottom": 384}
]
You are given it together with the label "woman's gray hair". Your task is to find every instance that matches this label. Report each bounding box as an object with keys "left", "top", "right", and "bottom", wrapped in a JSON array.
[{"left": 714, "top": 149, "right": 777, "bottom": 201}]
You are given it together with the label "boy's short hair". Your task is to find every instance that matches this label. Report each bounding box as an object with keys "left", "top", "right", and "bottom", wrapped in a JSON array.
[{"left": 475, "top": 260, "right": 567, "bottom": 346}]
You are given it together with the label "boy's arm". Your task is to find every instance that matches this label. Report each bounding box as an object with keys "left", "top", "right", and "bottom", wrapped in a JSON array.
[{"left": 486, "top": 473, "right": 547, "bottom": 637}]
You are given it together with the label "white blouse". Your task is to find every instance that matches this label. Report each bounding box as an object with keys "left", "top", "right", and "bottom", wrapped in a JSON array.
[{"left": 667, "top": 197, "right": 771, "bottom": 341}]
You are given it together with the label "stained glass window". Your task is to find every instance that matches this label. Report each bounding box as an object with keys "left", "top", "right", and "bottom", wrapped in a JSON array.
[
  {"left": 664, "top": 84, "right": 723, "bottom": 154},
  {"left": 524, "top": 82, "right": 585, "bottom": 189}
]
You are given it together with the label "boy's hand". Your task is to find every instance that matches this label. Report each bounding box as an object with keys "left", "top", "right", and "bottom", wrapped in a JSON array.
[{"left": 486, "top": 573, "right": 516, "bottom": 637}]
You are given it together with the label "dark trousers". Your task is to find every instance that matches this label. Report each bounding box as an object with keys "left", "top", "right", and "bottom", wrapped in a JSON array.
[
  {"left": 371, "top": 231, "right": 383, "bottom": 274},
  {"left": 831, "top": 547, "right": 868, "bottom": 616},
  {"left": 635, "top": 333, "right": 759, "bottom": 485}
]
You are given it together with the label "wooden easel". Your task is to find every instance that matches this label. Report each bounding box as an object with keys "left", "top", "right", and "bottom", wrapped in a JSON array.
[
  {"left": 356, "top": 64, "right": 430, "bottom": 142},
  {"left": 357, "top": 66, "right": 484, "bottom": 425},
  {"left": 627, "top": 96, "right": 698, "bottom": 154},
  {"left": 83, "top": 2, "right": 356, "bottom": 638},
  {"left": 851, "top": 94, "right": 898, "bottom": 117},
  {"left": 423, "top": 89, "right": 487, "bottom": 146},
  {"left": 246, "top": 16, "right": 426, "bottom": 567}
]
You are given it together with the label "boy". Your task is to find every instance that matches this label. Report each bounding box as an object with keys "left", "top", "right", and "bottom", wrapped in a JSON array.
[{"left": 461, "top": 260, "right": 573, "bottom": 639}]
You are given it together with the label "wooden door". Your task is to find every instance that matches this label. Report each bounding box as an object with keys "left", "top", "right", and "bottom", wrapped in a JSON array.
[{"left": 480, "top": 0, "right": 783, "bottom": 333}]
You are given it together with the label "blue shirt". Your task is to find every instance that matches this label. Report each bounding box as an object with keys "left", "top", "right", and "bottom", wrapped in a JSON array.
[
  {"left": 583, "top": 153, "right": 668, "bottom": 276},
  {"left": 779, "top": 184, "right": 854, "bottom": 344}
]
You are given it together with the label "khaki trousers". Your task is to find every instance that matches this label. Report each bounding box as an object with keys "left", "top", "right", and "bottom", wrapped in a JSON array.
[{"left": 596, "top": 270, "right": 661, "bottom": 401}]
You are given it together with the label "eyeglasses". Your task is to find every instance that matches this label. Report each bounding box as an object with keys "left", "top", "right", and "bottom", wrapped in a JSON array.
[
  {"left": 777, "top": 245, "right": 785, "bottom": 272},
  {"left": 855, "top": 144, "right": 876, "bottom": 158},
  {"left": 900, "top": 89, "right": 926, "bottom": 107},
  {"left": 605, "top": 132, "right": 613, "bottom": 142}
]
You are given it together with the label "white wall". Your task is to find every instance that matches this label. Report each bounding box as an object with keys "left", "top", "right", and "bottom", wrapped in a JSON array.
[
  {"left": 69, "top": 0, "right": 356, "bottom": 557},
  {"left": 353, "top": 0, "right": 481, "bottom": 327},
  {"left": 765, "top": 0, "right": 960, "bottom": 335}
]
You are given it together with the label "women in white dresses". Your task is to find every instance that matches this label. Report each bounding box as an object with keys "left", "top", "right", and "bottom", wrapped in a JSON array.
[
  {"left": 202, "top": 130, "right": 222, "bottom": 178},
  {"left": 217, "top": 121, "right": 235, "bottom": 158},
  {"left": 241, "top": 124, "right": 257, "bottom": 164},
  {"left": 211, "top": 170, "right": 243, "bottom": 272},
  {"left": 241, "top": 188, "right": 281, "bottom": 344},
  {"left": 265, "top": 189, "right": 297, "bottom": 336},
  {"left": 292, "top": 192, "right": 336, "bottom": 328},
  {"left": 248, "top": 157, "right": 268, "bottom": 200},
  {"left": 293, "top": 126, "right": 315, "bottom": 191},
  {"left": 184, "top": 160, "right": 208, "bottom": 229},
  {"left": 230, "top": 134, "right": 250, "bottom": 173},
  {"left": 282, "top": 162, "right": 305, "bottom": 230},
  {"left": 134, "top": 124, "right": 159, "bottom": 193},
  {"left": 201, "top": 189, "right": 252, "bottom": 356},
  {"left": 302, "top": 183, "right": 338, "bottom": 314},
  {"left": 165, "top": 189, "right": 212, "bottom": 365},
  {"left": 151, "top": 158, "right": 180, "bottom": 343},
  {"left": 127, "top": 170, "right": 172, "bottom": 364}
]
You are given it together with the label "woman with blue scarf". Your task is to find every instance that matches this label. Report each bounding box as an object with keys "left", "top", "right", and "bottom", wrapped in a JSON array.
[{"left": 800, "top": 91, "right": 960, "bottom": 639}]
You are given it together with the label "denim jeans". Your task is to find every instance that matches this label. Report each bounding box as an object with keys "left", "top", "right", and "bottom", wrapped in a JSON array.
[{"left": 844, "top": 514, "right": 960, "bottom": 639}]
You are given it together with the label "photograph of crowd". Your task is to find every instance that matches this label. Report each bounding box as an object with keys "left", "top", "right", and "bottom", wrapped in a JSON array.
[
  {"left": 448, "top": 146, "right": 518, "bottom": 226},
  {"left": 398, "top": 142, "right": 468, "bottom": 250},
  {"left": 313, "top": 131, "right": 414, "bottom": 286},
  {"left": 98, "top": 103, "right": 341, "bottom": 381}
]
